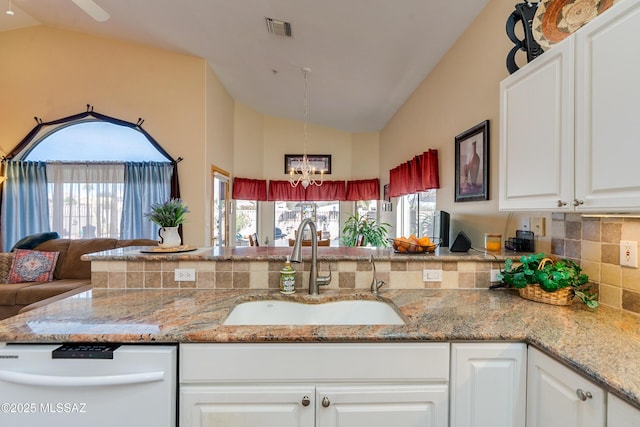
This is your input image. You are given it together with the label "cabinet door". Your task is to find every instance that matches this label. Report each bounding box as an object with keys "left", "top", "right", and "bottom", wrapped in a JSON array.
[
  {"left": 527, "top": 347, "right": 605, "bottom": 427},
  {"left": 608, "top": 393, "right": 640, "bottom": 426},
  {"left": 450, "top": 343, "right": 526, "bottom": 427},
  {"left": 499, "top": 36, "right": 574, "bottom": 211},
  {"left": 180, "top": 385, "right": 315, "bottom": 427},
  {"left": 575, "top": 0, "right": 640, "bottom": 211},
  {"left": 316, "top": 384, "right": 448, "bottom": 427}
]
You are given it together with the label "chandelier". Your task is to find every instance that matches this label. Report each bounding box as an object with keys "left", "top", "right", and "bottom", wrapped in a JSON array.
[{"left": 289, "top": 67, "right": 323, "bottom": 188}]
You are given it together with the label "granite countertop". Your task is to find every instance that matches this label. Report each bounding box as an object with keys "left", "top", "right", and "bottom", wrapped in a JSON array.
[
  {"left": 0, "top": 287, "right": 639, "bottom": 408},
  {"left": 81, "top": 245, "right": 520, "bottom": 262}
]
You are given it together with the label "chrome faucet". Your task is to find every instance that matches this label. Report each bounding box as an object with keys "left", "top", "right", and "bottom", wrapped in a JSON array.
[
  {"left": 370, "top": 254, "right": 386, "bottom": 295},
  {"left": 291, "top": 218, "right": 331, "bottom": 295}
]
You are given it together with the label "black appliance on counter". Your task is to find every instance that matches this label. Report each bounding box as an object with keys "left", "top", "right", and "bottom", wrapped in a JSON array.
[
  {"left": 505, "top": 230, "right": 535, "bottom": 252},
  {"left": 432, "top": 210, "right": 450, "bottom": 248}
]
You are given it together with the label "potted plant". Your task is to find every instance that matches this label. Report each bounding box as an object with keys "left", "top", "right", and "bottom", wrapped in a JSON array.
[
  {"left": 497, "top": 253, "right": 598, "bottom": 308},
  {"left": 145, "top": 198, "right": 189, "bottom": 248},
  {"left": 341, "top": 212, "right": 390, "bottom": 247}
]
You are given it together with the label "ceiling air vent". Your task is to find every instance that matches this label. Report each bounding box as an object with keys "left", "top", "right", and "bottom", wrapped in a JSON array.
[{"left": 265, "top": 17, "right": 292, "bottom": 37}]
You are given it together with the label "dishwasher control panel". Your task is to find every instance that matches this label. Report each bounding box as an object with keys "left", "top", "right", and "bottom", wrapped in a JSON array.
[{"left": 52, "top": 343, "right": 121, "bottom": 359}]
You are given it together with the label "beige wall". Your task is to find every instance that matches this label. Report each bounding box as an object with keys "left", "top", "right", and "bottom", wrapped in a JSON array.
[
  {"left": 380, "top": 0, "right": 540, "bottom": 249},
  {"left": 0, "top": 26, "right": 234, "bottom": 246},
  {"left": 204, "top": 64, "right": 235, "bottom": 243},
  {"left": 233, "top": 103, "right": 379, "bottom": 182}
]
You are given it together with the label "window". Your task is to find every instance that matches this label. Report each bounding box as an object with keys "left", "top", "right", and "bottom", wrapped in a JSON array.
[
  {"left": 275, "top": 201, "right": 339, "bottom": 243},
  {"left": 235, "top": 200, "right": 257, "bottom": 246},
  {"left": 47, "top": 163, "right": 124, "bottom": 239},
  {"left": 356, "top": 200, "right": 377, "bottom": 220},
  {"left": 24, "top": 121, "right": 170, "bottom": 162},
  {"left": 2, "top": 114, "right": 175, "bottom": 250},
  {"left": 397, "top": 190, "right": 436, "bottom": 238}
]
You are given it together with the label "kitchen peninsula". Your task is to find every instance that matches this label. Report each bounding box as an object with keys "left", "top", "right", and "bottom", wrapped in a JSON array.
[{"left": 0, "top": 246, "right": 639, "bottom": 423}]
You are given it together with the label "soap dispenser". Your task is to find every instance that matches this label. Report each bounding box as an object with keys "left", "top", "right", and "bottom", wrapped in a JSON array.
[{"left": 280, "top": 256, "right": 296, "bottom": 294}]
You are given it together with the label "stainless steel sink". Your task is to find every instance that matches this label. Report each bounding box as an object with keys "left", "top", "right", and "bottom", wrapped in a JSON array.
[{"left": 223, "top": 299, "right": 405, "bottom": 326}]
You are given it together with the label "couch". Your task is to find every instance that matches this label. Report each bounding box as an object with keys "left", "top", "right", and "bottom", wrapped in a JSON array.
[{"left": 0, "top": 238, "right": 156, "bottom": 320}]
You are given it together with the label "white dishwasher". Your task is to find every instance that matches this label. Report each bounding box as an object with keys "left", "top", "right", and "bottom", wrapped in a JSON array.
[{"left": 0, "top": 343, "right": 177, "bottom": 427}]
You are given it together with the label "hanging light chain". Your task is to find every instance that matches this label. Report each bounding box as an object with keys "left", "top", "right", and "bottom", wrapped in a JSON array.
[{"left": 290, "top": 67, "right": 323, "bottom": 188}]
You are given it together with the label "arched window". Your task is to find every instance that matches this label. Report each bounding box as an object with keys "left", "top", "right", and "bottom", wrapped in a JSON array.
[
  {"left": 1, "top": 109, "right": 180, "bottom": 250},
  {"left": 22, "top": 121, "right": 170, "bottom": 162}
]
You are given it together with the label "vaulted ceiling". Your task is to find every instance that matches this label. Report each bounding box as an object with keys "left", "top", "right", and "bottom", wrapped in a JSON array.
[{"left": 1, "top": 0, "right": 490, "bottom": 132}]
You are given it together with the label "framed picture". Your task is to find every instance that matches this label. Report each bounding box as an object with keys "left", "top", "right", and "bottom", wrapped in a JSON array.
[
  {"left": 454, "top": 120, "right": 489, "bottom": 202},
  {"left": 284, "top": 154, "right": 331, "bottom": 175}
]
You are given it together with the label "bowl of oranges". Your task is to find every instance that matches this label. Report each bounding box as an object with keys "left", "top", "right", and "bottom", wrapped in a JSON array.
[{"left": 391, "top": 235, "right": 437, "bottom": 254}]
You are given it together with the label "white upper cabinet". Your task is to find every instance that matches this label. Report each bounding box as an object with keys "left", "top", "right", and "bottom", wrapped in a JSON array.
[
  {"left": 500, "top": 37, "right": 574, "bottom": 211},
  {"left": 500, "top": 0, "right": 640, "bottom": 212},
  {"left": 574, "top": 0, "right": 640, "bottom": 211}
]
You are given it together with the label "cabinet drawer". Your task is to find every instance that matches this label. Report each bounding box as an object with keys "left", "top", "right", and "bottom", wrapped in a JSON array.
[{"left": 180, "top": 343, "right": 449, "bottom": 383}]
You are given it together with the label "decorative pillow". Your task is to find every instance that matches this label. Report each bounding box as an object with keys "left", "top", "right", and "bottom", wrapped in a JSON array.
[{"left": 7, "top": 249, "right": 60, "bottom": 283}]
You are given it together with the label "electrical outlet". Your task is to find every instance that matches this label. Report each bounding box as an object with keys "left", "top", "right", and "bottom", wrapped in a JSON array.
[
  {"left": 175, "top": 268, "right": 196, "bottom": 281},
  {"left": 422, "top": 269, "right": 442, "bottom": 282},
  {"left": 490, "top": 269, "right": 501, "bottom": 282},
  {"left": 531, "top": 217, "right": 546, "bottom": 237},
  {"left": 620, "top": 241, "right": 638, "bottom": 268},
  {"left": 520, "top": 216, "right": 530, "bottom": 231}
]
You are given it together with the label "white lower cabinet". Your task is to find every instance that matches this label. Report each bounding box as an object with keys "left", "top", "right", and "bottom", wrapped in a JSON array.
[
  {"left": 179, "top": 343, "right": 449, "bottom": 427},
  {"left": 181, "top": 385, "right": 315, "bottom": 426},
  {"left": 181, "top": 383, "right": 447, "bottom": 427},
  {"left": 527, "top": 347, "right": 606, "bottom": 427},
  {"left": 316, "top": 384, "right": 448, "bottom": 427},
  {"left": 450, "top": 343, "right": 527, "bottom": 427},
  {"left": 608, "top": 393, "right": 640, "bottom": 426}
]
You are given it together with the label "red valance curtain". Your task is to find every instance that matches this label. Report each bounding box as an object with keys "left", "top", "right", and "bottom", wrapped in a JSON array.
[
  {"left": 268, "top": 180, "right": 346, "bottom": 201},
  {"left": 268, "top": 180, "right": 305, "bottom": 201},
  {"left": 389, "top": 149, "right": 439, "bottom": 197},
  {"left": 345, "top": 178, "right": 379, "bottom": 201},
  {"left": 305, "top": 180, "right": 346, "bottom": 201},
  {"left": 232, "top": 178, "right": 267, "bottom": 201}
]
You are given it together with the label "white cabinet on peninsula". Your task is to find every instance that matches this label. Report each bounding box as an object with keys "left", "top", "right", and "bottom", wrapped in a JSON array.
[
  {"left": 500, "top": 0, "right": 640, "bottom": 212},
  {"left": 608, "top": 393, "right": 640, "bottom": 426},
  {"left": 179, "top": 343, "right": 450, "bottom": 427},
  {"left": 450, "top": 343, "right": 526, "bottom": 427},
  {"left": 527, "top": 347, "right": 605, "bottom": 427}
]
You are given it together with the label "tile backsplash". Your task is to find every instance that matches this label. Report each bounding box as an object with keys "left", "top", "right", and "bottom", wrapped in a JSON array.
[
  {"left": 91, "top": 258, "right": 505, "bottom": 292},
  {"left": 550, "top": 213, "right": 640, "bottom": 315},
  {"left": 91, "top": 214, "right": 640, "bottom": 317}
]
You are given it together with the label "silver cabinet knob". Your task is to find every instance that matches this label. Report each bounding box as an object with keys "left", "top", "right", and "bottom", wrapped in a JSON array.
[
  {"left": 557, "top": 200, "right": 567, "bottom": 207},
  {"left": 321, "top": 396, "right": 331, "bottom": 407},
  {"left": 573, "top": 199, "right": 584, "bottom": 207},
  {"left": 301, "top": 396, "right": 311, "bottom": 407},
  {"left": 576, "top": 388, "right": 592, "bottom": 401}
]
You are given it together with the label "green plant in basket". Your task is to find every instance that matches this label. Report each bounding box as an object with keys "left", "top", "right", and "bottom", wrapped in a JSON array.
[{"left": 497, "top": 253, "right": 598, "bottom": 308}]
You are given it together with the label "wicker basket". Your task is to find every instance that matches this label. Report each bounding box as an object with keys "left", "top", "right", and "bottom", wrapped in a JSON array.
[
  {"left": 517, "top": 257, "right": 574, "bottom": 305},
  {"left": 518, "top": 284, "right": 574, "bottom": 306}
]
